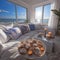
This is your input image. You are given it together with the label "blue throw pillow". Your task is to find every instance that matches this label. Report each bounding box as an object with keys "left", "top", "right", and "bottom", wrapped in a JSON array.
[{"left": 29, "top": 24, "right": 35, "bottom": 31}]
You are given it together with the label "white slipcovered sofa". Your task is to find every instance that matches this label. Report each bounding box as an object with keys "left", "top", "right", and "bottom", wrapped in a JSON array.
[{"left": 0, "top": 23, "right": 56, "bottom": 60}]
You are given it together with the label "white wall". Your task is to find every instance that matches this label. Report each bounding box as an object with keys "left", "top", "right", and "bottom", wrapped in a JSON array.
[{"left": 9, "top": 0, "right": 29, "bottom": 8}]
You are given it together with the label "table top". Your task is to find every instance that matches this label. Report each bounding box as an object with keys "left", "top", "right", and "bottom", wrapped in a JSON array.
[{"left": 9, "top": 32, "right": 54, "bottom": 60}]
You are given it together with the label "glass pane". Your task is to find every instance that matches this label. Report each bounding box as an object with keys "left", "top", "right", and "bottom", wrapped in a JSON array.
[
  {"left": 35, "top": 7, "right": 43, "bottom": 23},
  {"left": 43, "top": 4, "right": 51, "bottom": 25},
  {"left": 17, "top": 5, "right": 27, "bottom": 23},
  {"left": 0, "top": 0, "right": 16, "bottom": 22}
]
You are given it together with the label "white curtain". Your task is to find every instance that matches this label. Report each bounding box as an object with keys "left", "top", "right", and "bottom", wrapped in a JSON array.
[{"left": 48, "top": 0, "right": 60, "bottom": 29}]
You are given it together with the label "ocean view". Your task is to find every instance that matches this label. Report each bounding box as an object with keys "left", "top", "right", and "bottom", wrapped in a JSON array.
[
  {"left": 0, "top": 19, "right": 48, "bottom": 24},
  {"left": 0, "top": 19, "right": 26, "bottom": 22}
]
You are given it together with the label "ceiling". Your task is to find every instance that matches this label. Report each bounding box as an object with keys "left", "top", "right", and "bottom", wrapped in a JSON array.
[{"left": 15, "top": 0, "right": 48, "bottom": 5}]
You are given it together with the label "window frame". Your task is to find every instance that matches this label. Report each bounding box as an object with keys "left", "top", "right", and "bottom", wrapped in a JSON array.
[
  {"left": 35, "top": 4, "right": 51, "bottom": 25},
  {"left": 0, "top": 0, "right": 28, "bottom": 23},
  {"left": 15, "top": 4, "right": 28, "bottom": 23}
]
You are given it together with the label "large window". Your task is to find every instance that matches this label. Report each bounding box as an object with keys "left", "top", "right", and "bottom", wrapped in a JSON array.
[
  {"left": 35, "top": 4, "right": 51, "bottom": 25},
  {"left": 43, "top": 4, "right": 51, "bottom": 24},
  {"left": 0, "top": 0, "right": 16, "bottom": 22},
  {"left": 0, "top": 0, "right": 27, "bottom": 23},
  {"left": 35, "top": 7, "right": 43, "bottom": 23},
  {"left": 17, "top": 5, "right": 27, "bottom": 22}
]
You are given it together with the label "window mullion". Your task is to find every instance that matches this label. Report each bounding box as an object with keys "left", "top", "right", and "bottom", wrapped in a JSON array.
[
  {"left": 41, "top": 6, "right": 44, "bottom": 24},
  {"left": 15, "top": 5, "right": 18, "bottom": 23}
]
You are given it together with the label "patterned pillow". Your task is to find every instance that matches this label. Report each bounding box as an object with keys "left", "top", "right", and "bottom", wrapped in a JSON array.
[
  {"left": 20, "top": 25, "right": 29, "bottom": 34},
  {"left": 29, "top": 24, "right": 35, "bottom": 31},
  {"left": 5, "top": 27, "right": 22, "bottom": 39}
]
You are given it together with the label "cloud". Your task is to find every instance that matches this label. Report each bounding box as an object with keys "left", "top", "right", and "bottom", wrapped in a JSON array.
[{"left": 0, "top": 9, "right": 9, "bottom": 13}]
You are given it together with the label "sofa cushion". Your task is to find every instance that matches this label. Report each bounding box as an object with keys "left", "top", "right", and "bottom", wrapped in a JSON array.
[
  {"left": 20, "top": 25, "right": 29, "bottom": 34},
  {"left": 0, "top": 29, "right": 9, "bottom": 43},
  {"left": 5, "top": 27, "right": 22, "bottom": 40},
  {"left": 29, "top": 24, "right": 35, "bottom": 31},
  {"left": 34, "top": 24, "right": 42, "bottom": 30},
  {"left": 0, "top": 23, "right": 13, "bottom": 31}
]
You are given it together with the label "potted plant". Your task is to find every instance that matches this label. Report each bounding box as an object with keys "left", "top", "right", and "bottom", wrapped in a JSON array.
[
  {"left": 51, "top": 9, "right": 60, "bottom": 20},
  {"left": 51, "top": 9, "right": 60, "bottom": 35},
  {"left": 25, "top": 19, "right": 29, "bottom": 23}
]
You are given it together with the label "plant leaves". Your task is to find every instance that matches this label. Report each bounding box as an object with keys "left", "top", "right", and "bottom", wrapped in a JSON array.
[{"left": 51, "top": 9, "right": 60, "bottom": 17}]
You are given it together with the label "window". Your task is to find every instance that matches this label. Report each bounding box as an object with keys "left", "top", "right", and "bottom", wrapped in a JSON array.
[
  {"left": 43, "top": 4, "right": 51, "bottom": 24},
  {"left": 0, "top": 0, "right": 15, "bottom": 22},
  {"left": 35, "top": 4, "right": 51, "bottom": 25},
  {"left": 17, "top": 5, "right": 27, "bottom": 22},
  {"left": 35, "top": 7, "right": 43, "bottom": 23},
  {"left": 0, "top": 0, "right": 27, "bottom": 23}
]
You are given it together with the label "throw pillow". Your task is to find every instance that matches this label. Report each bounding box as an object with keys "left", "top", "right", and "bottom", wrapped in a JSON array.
[
  {"left": 20, "top": 25, "right": 29, "bottom": 34},
  {"left": 5, "top": 27, "right": 22, "bottom": 39},
  {"left": 29, "top": 24, "right": 35, "bottom": 31}
]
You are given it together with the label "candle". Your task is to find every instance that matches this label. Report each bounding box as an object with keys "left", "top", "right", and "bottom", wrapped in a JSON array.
[
  {"left": 46, "top": 34, "right": 51, "bottom": 38},
  {"left": 44, "top": 28, "right": 47, "bottom": 31},
  {"left": 44, "top": 28, "right": 47, "bottom": 37},
  {"left": 48, "top": 32, "right": 52, "bottom": 35}
]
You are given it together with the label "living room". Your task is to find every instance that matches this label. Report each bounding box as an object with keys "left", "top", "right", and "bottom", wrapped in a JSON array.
[{"left": 0, "top": 0, "right": 60, "bottom": 60}]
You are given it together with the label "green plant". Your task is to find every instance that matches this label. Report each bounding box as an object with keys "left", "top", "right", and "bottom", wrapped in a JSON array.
[
  {"left": 25, "top": 20, "right": 29, "bottom": 23},
  {"left": 51, "top": 9, "right": 60, "bottom": 20}
]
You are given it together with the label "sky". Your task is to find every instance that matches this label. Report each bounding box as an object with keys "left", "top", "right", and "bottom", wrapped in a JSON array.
[
  {"left": 0, "top": 0, "right": 50, "bottom": 20},
  {"left": 0, "top": 0, "right": 26, "bottom": 19},
  {"left": 35, "top": 4, "right": 51, "bottom": 19}
]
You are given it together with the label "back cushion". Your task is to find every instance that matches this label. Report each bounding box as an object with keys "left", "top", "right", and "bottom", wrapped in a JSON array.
[
  {"left": 35, "top": 24, "right": 42, "bottom": 30},
  {"left": 5, "top": 27, "right": 22, "bottom": 39},
  {"left": 20, "top": 25, "right": 29, "bottom": 34},
  {"left": 0, "top": 23, "right": 13, "bottom": 31},
  {"left": 29, "top": 24, "right": 35, "bottom": 31},
  {"left": 0, "top": 29, "right": 9, "bottom": 43}
]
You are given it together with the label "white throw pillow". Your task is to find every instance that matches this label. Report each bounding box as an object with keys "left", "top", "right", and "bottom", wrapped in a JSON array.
[
  {"left": 5, "top": 27, "right": 22, "bottom": 39},
  {"left": 0, "top": 29, "right": 9, "bottom": 43},
  {"left": 35, "top": 24, "right": 42, "bottom": 30},
  {"left": 0, "top": 23, "right": 13, "bottom": 31}
]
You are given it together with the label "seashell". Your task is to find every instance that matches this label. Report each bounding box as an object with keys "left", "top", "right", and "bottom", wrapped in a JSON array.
[
  {"left": 33, "top": 43, "right": 38, "bottom": 47},
  {"left": 19, "top": 48, "right": 27, "bottom": 55},
  {"left": 34, "top": 47, "right": 41, "bottom": 56},
  {"left": 25, "top": 44, "right": 30, "bottom": 49}
]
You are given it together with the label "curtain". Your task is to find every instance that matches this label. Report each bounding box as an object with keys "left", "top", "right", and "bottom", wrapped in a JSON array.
[{"left": 48, "top": 0, "right": 60, "bottom": 29}]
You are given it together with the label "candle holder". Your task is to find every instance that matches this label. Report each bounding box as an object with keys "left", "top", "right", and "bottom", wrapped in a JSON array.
[{"left": 44, "top": 28, "right": 47, "bottom": 37}]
